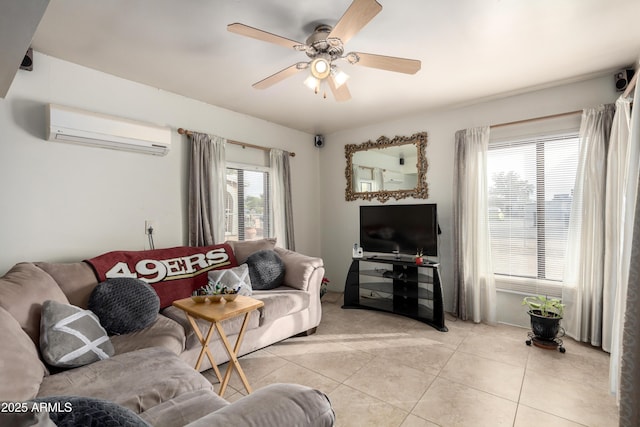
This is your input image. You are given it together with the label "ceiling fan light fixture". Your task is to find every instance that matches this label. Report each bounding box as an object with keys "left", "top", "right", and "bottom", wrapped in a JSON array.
[
  {"left": 332, "top": 68, "right": 350, "bottom": 88},
  {"left": 310, "top": 58, "right": 331, "bottom": 80},
  {"left": 304, "top": 75, "right": 320, "bottom": 91}
]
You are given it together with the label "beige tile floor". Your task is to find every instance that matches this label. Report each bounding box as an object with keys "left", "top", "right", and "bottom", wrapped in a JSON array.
[{"left": 204, "top": 293, "right": 619, "bottom": 427}]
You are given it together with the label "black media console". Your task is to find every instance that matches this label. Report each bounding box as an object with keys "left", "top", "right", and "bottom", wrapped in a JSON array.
[{"left": 342, "top": 256, "right": 447, "bottom": 332}]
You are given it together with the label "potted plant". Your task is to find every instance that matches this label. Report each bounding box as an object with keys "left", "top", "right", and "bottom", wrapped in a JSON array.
[
  {"left": 522, "top": 295, "right": 564, "bottom": 342},
  {"left": 320, "top": 277, "right": 330, "bottom": 298},
  {"left": 415, "top": 248, "right": 424, "bottom": 265}
]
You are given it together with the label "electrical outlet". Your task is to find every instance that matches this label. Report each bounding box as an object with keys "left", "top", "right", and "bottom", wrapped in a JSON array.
[{"left": 145, "top": 220, "right": 155, "bottom": 235}]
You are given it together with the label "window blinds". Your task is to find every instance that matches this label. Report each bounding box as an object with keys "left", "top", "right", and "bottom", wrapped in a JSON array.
[{"left": 487, "top": 133, "right": 580, "bottom": 294}]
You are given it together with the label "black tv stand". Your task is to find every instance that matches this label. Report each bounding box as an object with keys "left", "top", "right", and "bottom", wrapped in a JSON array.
[{"left": 342, "top": 256, "right": 447, "bottom": 332}]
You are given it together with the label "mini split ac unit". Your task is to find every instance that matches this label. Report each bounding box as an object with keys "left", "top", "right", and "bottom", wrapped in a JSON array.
[{"left": 46, "top": 104, "right": 171, "bottom": 156}]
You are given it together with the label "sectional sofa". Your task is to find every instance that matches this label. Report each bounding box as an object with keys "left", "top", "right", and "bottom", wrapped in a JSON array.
[{"left": 0, "top": 239, "right": 333, "bottom": 426}]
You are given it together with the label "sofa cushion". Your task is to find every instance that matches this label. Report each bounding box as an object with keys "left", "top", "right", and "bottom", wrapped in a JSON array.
[
  {"left": 0, "top": 306, "right": 47, "bottom": 401},
  {"left": 31, "top": 396, "right": 151, "bottom": 427},
  {"left": 109, "top": 314, "right": 185, "bottom": 356},
  {"left": 208, "top": 264, "right": 252, "bottom": 296},
  {"left": 38, "top": 347, "right": 214, "bottom": 414},
  {"left": 253, "top": 289, "right": 311, "bottom": 325},
  {"left": 40, "top": 300, "right": 114, "bottom": 368},
  {"left": 245, "top": 250, "right": 285, "bottom": 290},
  {"left": 184, "top": 383, "right": 335, "bottom": 427},
  {"left": 139, "top": 389, "right": 228, "bottom": 427},
  {"left": 89, "top": 278, "right": 160, "bottom": 335},
  {"left": 274, "top": 247, "right": 323, "bottom": 291},
  {"left": 35, "top": 262, "right": 99, "bottom": 309},
  {"left": 226, "top": 238, "right": 277, "bottom": 264},
  {"left": 0, "top": 262, "right": 69, "bottom": 344}
]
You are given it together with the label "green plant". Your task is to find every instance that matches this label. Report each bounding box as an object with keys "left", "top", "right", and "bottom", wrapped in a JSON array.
[
  {"left": 193, "top": 280, "right": 239, "bottom": 296},
  {"left": 522, "top": 295, "right": 564, "bottom": 318},
  {"left": 415, "top": 248, "right": 424, "bottom": 258}
]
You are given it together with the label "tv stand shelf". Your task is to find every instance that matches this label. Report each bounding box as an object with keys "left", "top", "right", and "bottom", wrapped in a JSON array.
[{"left": 342, "top": 256, "right": 447, "bottom": 332}]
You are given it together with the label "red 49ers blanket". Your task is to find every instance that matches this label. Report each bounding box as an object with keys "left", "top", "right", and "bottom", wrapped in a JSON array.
[{"left": 86, "top": 244, "right": 238, "bottom": 308}]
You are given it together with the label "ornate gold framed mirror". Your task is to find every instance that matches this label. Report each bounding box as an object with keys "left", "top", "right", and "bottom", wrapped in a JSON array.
[{"left": 345, "top": 132, "right": 428, "bottom": 203}]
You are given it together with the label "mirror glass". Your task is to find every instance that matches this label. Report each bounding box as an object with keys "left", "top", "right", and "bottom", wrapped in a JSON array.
[{"left": 345, "top": 132, "right": 428, "bottom": 203}]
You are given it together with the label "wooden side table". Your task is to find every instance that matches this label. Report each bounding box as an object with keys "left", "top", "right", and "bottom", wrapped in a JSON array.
[{"left": 172, "top": 295, "right": 264, "bottom": 397}]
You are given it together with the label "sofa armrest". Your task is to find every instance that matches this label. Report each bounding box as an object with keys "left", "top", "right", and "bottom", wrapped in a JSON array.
[
  {"left": 185, "top": 383, "right": 334, "bottom": 427},
  {"left": 274, "top": 247, "right": 323, "bottom": 292}
]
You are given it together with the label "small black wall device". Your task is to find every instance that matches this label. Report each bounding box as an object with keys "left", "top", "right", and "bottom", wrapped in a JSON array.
[
  {"left": 314, "top": 135, "right": 324, "bottom": 148},
  {"left": 20, "top": 48, "right": 33, "bottom": 71},
  {"left": 615, "top": 69, "right": 635, "bottom": 92}
]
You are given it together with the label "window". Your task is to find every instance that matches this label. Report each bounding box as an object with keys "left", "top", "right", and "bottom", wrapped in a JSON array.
[
  {"left": 225, "top": 166, "right": 270, "bottom": 241},
  {"left": 487, "top": 133, "right": 579, "bottom": 293}
]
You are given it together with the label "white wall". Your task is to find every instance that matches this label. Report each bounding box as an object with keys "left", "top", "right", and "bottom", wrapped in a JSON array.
[
  {"left": 319, "top": 75, "right": 618, "bottom": 326},
  {"left": 0, "top": 53, "right": 320, "bottom": 275}
]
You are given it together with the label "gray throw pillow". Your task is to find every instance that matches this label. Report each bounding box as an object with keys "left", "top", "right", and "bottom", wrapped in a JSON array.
[
  {"left": 40, "top": 300, "right": 114, "bottom": 368},
  {"left": 245, "top": 250, "right": 286, "bottom": 290},
  {"left": 208, "top": 264, "right": 252, "bottom": 296},
  {"left": 88, "top": 278, "right": 159, "bottom": 335}
]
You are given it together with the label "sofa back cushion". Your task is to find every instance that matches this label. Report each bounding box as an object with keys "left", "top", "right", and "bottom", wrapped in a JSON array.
[
  {"left": 35, "top": 262, "right": 99, "bottom": 309},
  {"left": 0, "top": 306, "right": 47, "bottom": 400},
  {"left": 225, "top": 238, "right": 276, "bottom": 264},
  {"left": 0, "top": 263, "right": 69, "bottom": 343}
]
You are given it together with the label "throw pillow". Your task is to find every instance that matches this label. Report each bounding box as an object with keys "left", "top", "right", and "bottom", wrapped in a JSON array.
[
  {"left": 88, "top": 278, "right": 160, "bottom": 335},
  {"left": 30, "top": 396, "right": 151, "bottom": 427},
  {"left": 245, "top": 249, "right": 286, "bottom": 290},
  {"left": 208, "top": 264, "right": 252, "bottom": 296},
  {"left": 40, "top": 300, "right": 115, "bottom": 368}
]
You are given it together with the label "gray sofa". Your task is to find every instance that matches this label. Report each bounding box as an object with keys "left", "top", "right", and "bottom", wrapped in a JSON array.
[{"left": 0, "top": 240, "right": 333, "bottom": 426}]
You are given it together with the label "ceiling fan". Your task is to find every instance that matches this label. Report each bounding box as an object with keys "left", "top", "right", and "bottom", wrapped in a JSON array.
[{"left": 227, "top": 0, "right": 421, "bottom": 101}]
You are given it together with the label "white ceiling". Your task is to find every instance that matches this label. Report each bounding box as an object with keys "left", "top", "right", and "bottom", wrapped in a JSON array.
[{"left": 29, "top": 0, "right": 640, "bottom": 135}]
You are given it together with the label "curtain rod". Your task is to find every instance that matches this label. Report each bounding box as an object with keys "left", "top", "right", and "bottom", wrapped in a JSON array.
[
  {"left": 177, "top": 128, "right": 295, "bottom": 157},
  {"left": 490, "top": 109, "right": 582, "bottom": 129}
]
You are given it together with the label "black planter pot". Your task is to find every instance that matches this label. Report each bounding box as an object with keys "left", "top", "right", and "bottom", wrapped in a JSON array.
[{"left": 528, "top": 310, "right": 562, "bottom": 341}]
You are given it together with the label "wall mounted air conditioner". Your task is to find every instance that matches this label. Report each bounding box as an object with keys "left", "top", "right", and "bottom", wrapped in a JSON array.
[{"left": 46, "top": 104, "right": 171, "bottom": 156}]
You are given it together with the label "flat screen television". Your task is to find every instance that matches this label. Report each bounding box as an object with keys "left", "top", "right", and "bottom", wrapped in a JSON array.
[{"left": 360, "top": 203, "right": 439, "bottom": 257}]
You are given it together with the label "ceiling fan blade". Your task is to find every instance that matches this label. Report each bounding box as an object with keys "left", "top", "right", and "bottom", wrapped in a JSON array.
[
  {"left": 328, "top": 76, "right": 352, "bottom": 102},
  {"left": 328, "top": 0, "right": 382, "bottom": 45},
  {"left": 350, "top": 52, "right": 421, "bottom": 74},
  {"left": 252, "top": 63, "right": 305, "bottom": 90},
  {"left": 228, "top": 23, "right": 303, "bottom": 50}
]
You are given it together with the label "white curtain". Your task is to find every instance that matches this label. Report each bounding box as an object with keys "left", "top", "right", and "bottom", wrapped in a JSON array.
[
  {"left": 605, "top": 96, "right": 638, "bottom": 400},
  {"left": 453, "top": 126, "right": 497, "bottom": 324},
  {"left": 188, "top": 133, "right": 227, "bottom": 245},
  {"left": 562, "top": 104, "right": 615, "bottom": 345},
  {"left": 616, "top": 77, "right": 640, "bottom": 423},
  {"left": 269, "top": 149, "right": 295, "bottom": 250}
]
